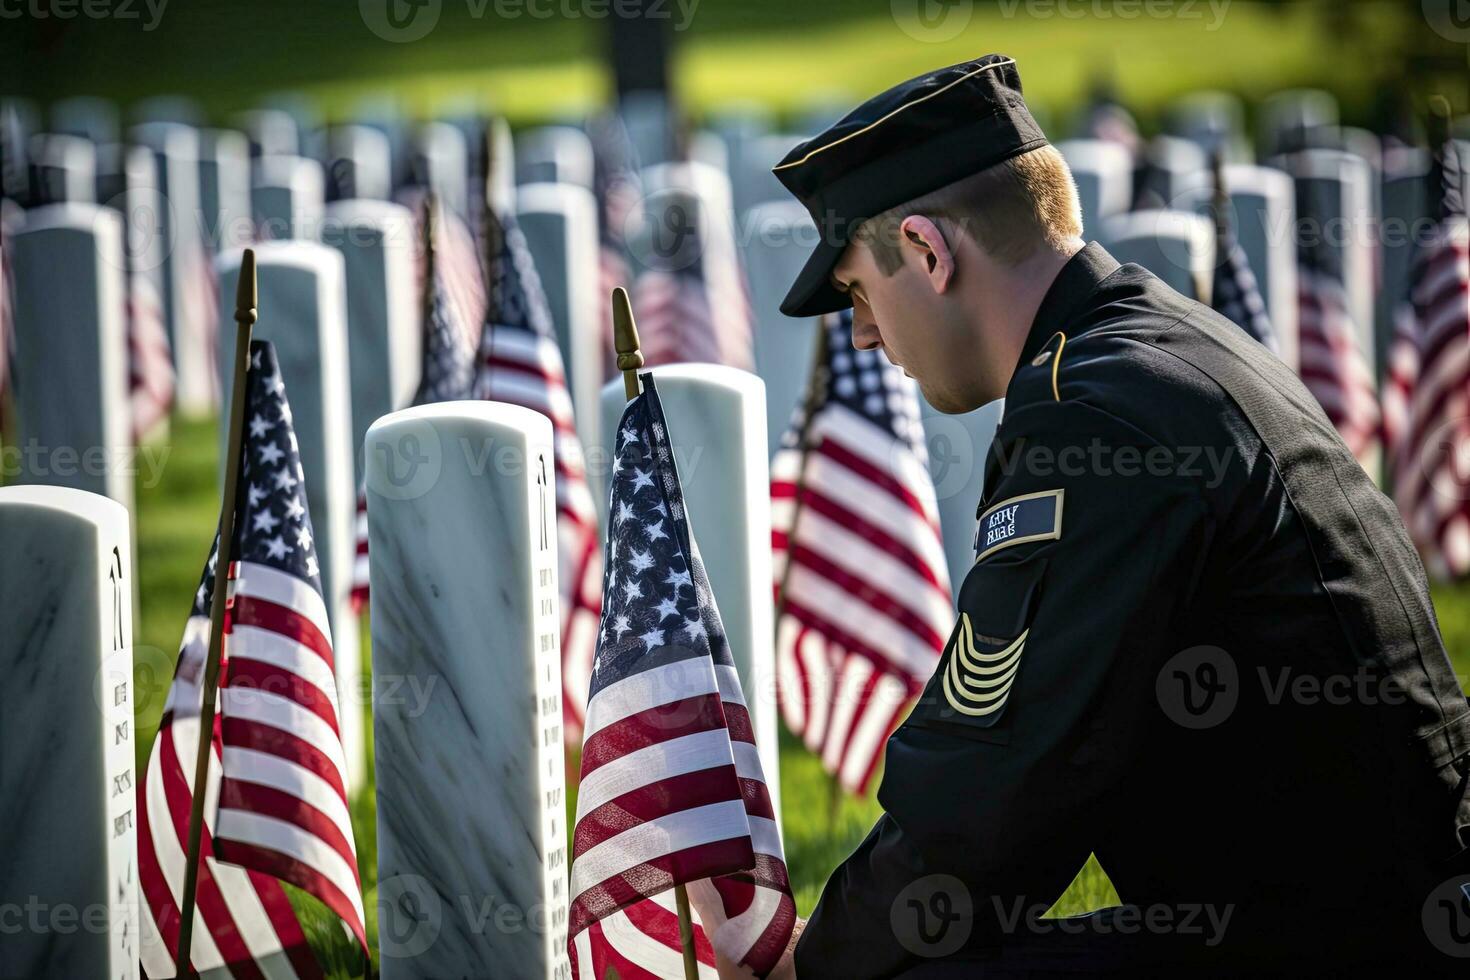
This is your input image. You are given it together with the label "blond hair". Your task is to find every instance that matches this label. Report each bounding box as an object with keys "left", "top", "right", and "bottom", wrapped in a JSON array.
[{"left": 855, "top": 144, "right": 1083, "bottom": 274}]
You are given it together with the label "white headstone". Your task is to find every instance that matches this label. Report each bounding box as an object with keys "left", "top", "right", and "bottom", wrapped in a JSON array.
[
  {"left": 0, "top": 485, "right": 138, "bottom": 980},
  {"left": 740, "top": 199, "right": 821, "bottom": 455},
  {"left": 732, "top": 133, "right": 808, "bottom": 220},
  {"left": 1138, "top": 135, "right": 1209, "bottom": 207},
  {"left": 485, "top": 115, "right": 517, "bottom": 218},
  {"left": 326, "top": 124, "right": 393, "bottom": 202},
  {"left": 1380, "top": 147, "right": 1430, "bottom": 367},
  {"left": 516, "top": 181, "right": 604, "bottom": 457},
  {"left": 9, "top": 204, "right": 132, "bottom": 509},
  {"left": 1164, "top": 91, "right": 1247, "bottom": 159},
  {"left": 232, "top": 107, "right": 300, "bottom": 159},
  {"left": 367, "top": 402, "right": 569, "bottom": 978},
  {"left": 216, "top": 242, "right": 364, "bottom": 789},
  {"left": 198, "top": 129, "right": 252, "bottom": 252},
  {"left": 1100, "top": 209, "right": 1216, "bottom": 301},
  {"left": 349, "top": 95, "right": 410, "bottom": 187},
  {"left": 321, "top": 199, "right": 420, "bottom": 486},
  {"left": 621, "top": 90, "right": 674, "bottom": 169},
  {"left": 131, "top": 121, "right": 215, "bottom": 413},
  {"left": 920, "top": 400, "right": 1006, "bottom": 597},
  {"left": 252, "top": 155, "right": 326, "bottom": 241},
  {"left": 52, "top": 95, "right": 120, "bottom": 145},
  {"left": 1276, "top": 148, "right": 1376, "bottom": 374},
  {"left": 1056, "top": 139, "right": 1132, "bottom": 235},
  {"left": 516, "top": 125, "right": 595, "bottom": 188},
  {"left": 32, "top": 133, "right": 97, "bottom": 203},
  {"left": 599, "top": 367, "right": 781, "bottom": 817},
  {"left": 415, "top": 121, "right": 470, "bottom": 221},
  {"left": 1175, "top": 164, "right": 1301, "bottom": 370},
  {"left": 1257, "top": 88, "right": 1338, "bottom": 157}
]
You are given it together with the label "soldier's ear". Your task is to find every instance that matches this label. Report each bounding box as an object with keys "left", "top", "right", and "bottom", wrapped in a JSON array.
[{"left": 898, "top": 214, "right": 954, "bottom": 292}]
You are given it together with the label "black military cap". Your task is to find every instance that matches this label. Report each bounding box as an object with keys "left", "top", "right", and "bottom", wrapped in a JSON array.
[{"left": 773, "top": 54, "right": 1049, "bottom": 318}]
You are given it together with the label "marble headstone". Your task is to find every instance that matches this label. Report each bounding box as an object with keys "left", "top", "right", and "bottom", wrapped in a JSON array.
[
  {"left": 921, "top": 400, "right": 1006, "bottom": 598},
  {"left": 1257, "top": 88, "right": 1338, "bottom": 158},
  {"left": 1276, "top": 148, "right": 1376, "bottom": 375},
  {"left": 516, "top": 181, "right": 604, "bottom": 457},
  {"left": 349, "top": 95, "right": 411, "bottom": 187},
  {"left": 1176, "top": 164, "right": 1301, "bottom": 370},
  {"left": 1163, "top": 91, "right": 1247, "bottom": 160},
  {"left": 326, "top": 124, "right": 394, "bottom": 202},
  {"left": 368, "top": 402, "right": 569, "bottom": 979},
  {"left": 216, "top": 243, "right": 364, "bottom": 789},
  {"left": 252, "top": 154, "right": 326, "bottom": 241},
  {"left": 1100, "top": 209, "right": 1216, "bottom": 301},
  {"left": 131, "top": 121, "right": 215, "bottom": 413},
  {"left": 198, "top": 129, "right": 252, "bottom": 253},
  {"left": 740, "top": 198, "right": 821, "bottom": 456},
  {"left": 9, "top": 204, "right": 133, "bottom": 510},
  {"left": 620, "top": 90, "right": 675, "bottom": 169},
  {"left": 1056, "top": 139, "right": 1132, "bottom": 236},
  {"left": 732, "top": 133, "right": 809, "bottom": 220},
  {"left": 415, "top": 121, "right": 470, "bottom": 221},
  {"left": 599, "top": 366, "right": 782, "bottom": 817},
  {"left": 52, "top": 95, "right": 120, "bottom": 145},
  {"left": 232, "top": 107, "right": 300, "bottom": 160},
  {"left": 32, "top": 133, "right": 97, "bottom": 204},
  {"left": 0, "top": 485, "right": 138, "bottom": 980},
  {"left": 1136, "top": 135, "right": 1209, "bottom": 208},
  {"left": 1379, "top": 147, "right": 1430, "bottom": 369},
  {"left": 321, "top": 199, "right": 421, "bottom": 487},
  {"left": 516, "top": 125, "right": 596, "bottom": 188}
]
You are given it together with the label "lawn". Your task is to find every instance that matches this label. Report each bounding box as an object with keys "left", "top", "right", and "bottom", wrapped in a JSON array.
[{"left": 131, "top": 411, "right": 1470, "bottom": 976}]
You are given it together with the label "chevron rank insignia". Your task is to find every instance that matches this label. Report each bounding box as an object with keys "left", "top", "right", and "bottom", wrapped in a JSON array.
[
  {"left": 974, "top": 489, "right": 1064, "bottom": 563},
  {"left": 941, "top": 612, "right": 1027, "bottom": 723}
]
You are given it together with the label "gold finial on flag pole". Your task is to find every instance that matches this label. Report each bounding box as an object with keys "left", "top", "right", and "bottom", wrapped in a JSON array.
[
  {"left": 612, "top": 286, "right": 645, "bottom": 402},
  {"left": 176, "top": 247, "right": 258, "bottom": 976}
]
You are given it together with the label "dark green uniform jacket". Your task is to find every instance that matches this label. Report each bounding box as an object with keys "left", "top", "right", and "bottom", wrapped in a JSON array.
[{"left": 795, "top": 243, "right": 1470, "bottom": 976}]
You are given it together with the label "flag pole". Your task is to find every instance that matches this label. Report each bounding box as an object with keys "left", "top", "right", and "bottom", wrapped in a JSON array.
[
  {"left": 175, "top": 248, "right": 257, "bottom": 977},
  {"left": 770, "top": 319, "right": 839, "bottom": 822},
  {"left": 613, "top": 285, "right": 699, "bottom": 980}
]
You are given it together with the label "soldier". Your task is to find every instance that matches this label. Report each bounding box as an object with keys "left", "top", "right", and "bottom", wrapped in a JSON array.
[{"left": 739, "top": 54, "right": 1470, "bottom": 976}]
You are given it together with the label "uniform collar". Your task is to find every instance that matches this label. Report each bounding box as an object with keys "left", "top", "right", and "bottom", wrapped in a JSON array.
[{"left": 1014, "top": 241, "right": 1121, "bottom": 375}]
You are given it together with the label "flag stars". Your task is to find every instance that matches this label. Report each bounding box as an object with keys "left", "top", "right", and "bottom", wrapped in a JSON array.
[
  {"left": 622, "top": 580, "right": 644, "bottom": 603},
  {"left": 273, "top": 468, "right": 298, "bottom": 491},
  {"left": 248, "top": 414, "right": 272, "bottom": 439},
  {"left": 283, "top": 495, "right": 305, "bottom": 521},
  {"left": 639, "top": 627, "right": 664, "bottom": 652},
  {"left": 615, "top": 500, "right": 636, "bottom": 525},
  {"left": 630, "top": 468, "right": 654, "bottom": 493},
  {"left": 257, "top": 442, "right": 285, "bottom": 466},
  {"left": 654, "top": 596, "right": 680, "bottom": 621},
  {"left": 247, "top": 483, "right": 266, "bottom": 507},
  {"left": 644, "top": 519, "right": 668, "bottom": 542},
  {"left": 665, "top": 568, "right": 692, "bottom": 591},
  {"left": 620, "top": 424, "right": 639, "bottom": 448},
  {"left": 682, "top": 617, "right": 707, "bottom": 640},
  {"left": 608, "top": 613, "right": 632, "bottom": 640},
  {"left": 252, "top": 508, "right": 281, "bottom": 534},
  {"left": 305, "top": 555, "right": 319, "bottom": 579},
  {"left": 629, "top": 548, "right": 654, "bottom": 573},
  {"left": 264, "top": 535, "right": 290, "bottom": 561},
  {"left": 296, "top": 526, "right": 313, "bottom": 551}
]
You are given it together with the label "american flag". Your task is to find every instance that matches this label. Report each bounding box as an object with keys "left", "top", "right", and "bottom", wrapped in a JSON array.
[
  {"left": 472, "top": 206, "right": 603, "bottom": 742},
  {"left": 399, "top": 186, "right": 485, "bottom": 358},
  {"left": 1293, "top": 178, "right": 1380, "bottom": 465},
  {"left": 139, "top": 341, "right": 367, "bottom": 978},
  {"left": 128, "top": 266, "right": 175, "bottom": 441},
  {"left": 1389, "top": 133, "right": 1470, "bottom": 577},
  {"left": 770, "top": 310, "right": 952, "bottom": 795},
  {"left": 1211, "top": 234, "right": 1278, "bottom": 355},
  {"left": 349, "top": 246, "right": 476, "bottom": 612},
  {"left": 630, "top": 181, "right": 754, "bottom": 370},
  {"left": 569, "top": 376, "right": 795, "bottom": 978}
]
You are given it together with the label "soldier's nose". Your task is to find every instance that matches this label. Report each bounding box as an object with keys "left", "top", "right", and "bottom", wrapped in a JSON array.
[{"left": 851, "top": 318, "right": 881, "bottom": 352}]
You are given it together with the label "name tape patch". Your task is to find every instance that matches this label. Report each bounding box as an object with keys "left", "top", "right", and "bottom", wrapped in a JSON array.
[{"left": 973, "top": 489, "right": 1064, "bottom": 563}]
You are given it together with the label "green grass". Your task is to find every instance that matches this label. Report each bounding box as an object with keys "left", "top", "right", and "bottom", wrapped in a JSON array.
[
  {"left": 2, "top": 2, "right": 1449, "bottom": 127},
  {"left": 132, "top": 415, "right": 1470, "bottom": 975}
]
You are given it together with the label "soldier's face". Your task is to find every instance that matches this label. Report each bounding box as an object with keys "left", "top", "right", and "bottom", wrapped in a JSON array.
[{"left": 834, "top": 236, "right": 990, "bottom": 414}]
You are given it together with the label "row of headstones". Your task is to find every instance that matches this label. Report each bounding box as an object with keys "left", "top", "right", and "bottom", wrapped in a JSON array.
[{"left": 0, "top": 359, "right": 775, "bottom": 977}]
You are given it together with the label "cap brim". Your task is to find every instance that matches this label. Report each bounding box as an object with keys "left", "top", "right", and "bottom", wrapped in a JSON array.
[{"left": 779, "top": 237, "right": 853, "bottom": 319}]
